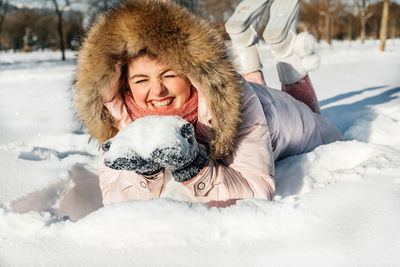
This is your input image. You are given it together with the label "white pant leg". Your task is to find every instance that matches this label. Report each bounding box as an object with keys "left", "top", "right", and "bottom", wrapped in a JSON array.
[{"left": 225, "top": 0, "right": 270, "bottom": 74}]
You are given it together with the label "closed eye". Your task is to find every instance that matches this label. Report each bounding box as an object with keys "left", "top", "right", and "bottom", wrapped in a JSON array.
[
  {"left": 134, "top": 79, "right": 148, "bottom": 84},
  {"left": 163, "top": 74, "right": 177, "bottom": 78}
]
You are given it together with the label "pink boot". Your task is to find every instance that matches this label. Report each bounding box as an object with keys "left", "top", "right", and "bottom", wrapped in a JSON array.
[{"left": 282, "top": 75, "right": 321, "bottom": 114}]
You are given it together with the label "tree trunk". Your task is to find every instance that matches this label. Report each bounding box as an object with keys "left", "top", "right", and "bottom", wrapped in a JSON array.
[
  {"left": 390, "top": 20, "right": 396, "bottom": 39},
  {"left": 0, "top": 0, "right": 9, "bottom": 49},
  {"left": 330, "top": 15, "right": 335, "bottom": 43},
  {"left": 379, "top": 0, "right": 389, "bottom": 51},
  {"left": 52, "top": 0, "right": 66, "bottom": 60},
  {"left": 347, "top": 21, "right": 352, "bottom": 41},
  {"left": 360, "top": 15, "right": 366, "bottom": 44},
  {"left": 325, "top": 15, "right": 332, "bottom": 46}
]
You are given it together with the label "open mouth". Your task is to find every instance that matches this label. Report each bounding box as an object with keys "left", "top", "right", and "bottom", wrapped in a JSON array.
[{"left": 151, "top": 98, "right": 174, "bottom": 109}]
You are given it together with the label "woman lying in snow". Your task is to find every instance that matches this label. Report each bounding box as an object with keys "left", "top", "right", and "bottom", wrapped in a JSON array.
[{"left": 74, "top": 0, "right": 344, "bottom": 207}]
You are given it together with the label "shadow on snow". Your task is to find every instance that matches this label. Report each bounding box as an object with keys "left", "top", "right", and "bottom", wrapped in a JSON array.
[
  {"left": 319, "top": 85, "right": 388, "bottom": 107},
  {"left": 18, "top": 146, "right": 95, "bottom": 161},
  {"left": 322, "top": 86, "right": 400, "bottom": 135},
  {"left": 275, "top": 85, "right": 400, "bottom": 199}
]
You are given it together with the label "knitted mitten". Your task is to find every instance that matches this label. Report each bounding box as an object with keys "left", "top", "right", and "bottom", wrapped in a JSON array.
[
  {"left": 151, "top": 122, "right": 209, "bottom": 183},
  {"left": 103, "top": 116, "right": 208, "bottom": 181}
]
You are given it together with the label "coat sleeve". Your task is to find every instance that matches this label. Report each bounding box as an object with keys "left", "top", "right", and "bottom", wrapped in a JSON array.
[
  {"left": 101, "top": 94, "right": 164, "bottom": 205},
  {"left": 98, "top": 148, "right": 165, "bottom": 205},
  {"left": 100, "top": 84, "right": 275, "bottom": 206},
  {"left": 183, "top": 84, "right": 275, "bottom": 205}
]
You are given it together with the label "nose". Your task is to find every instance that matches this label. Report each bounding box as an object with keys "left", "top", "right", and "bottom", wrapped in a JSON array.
[{"left": 151, "top": 80, "right": 167, "bottom": 97}]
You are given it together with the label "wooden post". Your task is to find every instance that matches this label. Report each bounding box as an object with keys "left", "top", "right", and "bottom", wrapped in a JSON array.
[{"left": 379, "top": 0, "right": 389, "bottom": 51}]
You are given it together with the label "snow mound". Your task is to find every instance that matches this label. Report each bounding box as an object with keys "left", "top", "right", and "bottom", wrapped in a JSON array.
[
  {"left": 104, "top": 115, "right": 194, "bottom": 159},
  {"left": 1, "top": 41, "right": 400, "bottom": 266}
]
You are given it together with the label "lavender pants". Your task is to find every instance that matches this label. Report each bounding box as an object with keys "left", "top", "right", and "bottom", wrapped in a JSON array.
[{"left": 250, "top": 80, "right": 344, "bottom": 161}]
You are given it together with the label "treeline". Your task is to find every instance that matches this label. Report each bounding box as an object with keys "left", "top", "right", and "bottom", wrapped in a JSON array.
[
  {"left": 0, "top": 0, "right": 398, "bottom": 56},
  {"left": 0, "top": 6, "right": 83, "bottom": 51},
  {"left": 201, "top": 0, "right": 399, "bottom": 44},
  {"left": 299, "top": 0, "right": 400, "bottom": 44}
]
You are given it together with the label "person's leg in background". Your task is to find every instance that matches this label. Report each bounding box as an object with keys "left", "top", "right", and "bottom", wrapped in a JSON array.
[
  {"left": 225, "top": 0, "right": 270, "bottom": 85},
  {"left": 263, "top": 0, "right": 321, "bottom": 113},
  {"left": 226, "top": 0, "right": 321, "bottom": 114}
]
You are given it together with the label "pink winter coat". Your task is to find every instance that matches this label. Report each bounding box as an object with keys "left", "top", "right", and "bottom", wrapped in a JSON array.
[
  {"left": 100, "top": 81, "right": 275, "bottom": 206},
  {"left": 99, "top": 79, "right": 344, "bottom": 206},
  {"left": 74, "top": 0, "right": 344, "bottom": 208}
]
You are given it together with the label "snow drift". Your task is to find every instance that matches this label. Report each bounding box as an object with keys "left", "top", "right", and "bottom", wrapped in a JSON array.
[{"left": 1, "top": 40, "right": 400, "bottom": 266}]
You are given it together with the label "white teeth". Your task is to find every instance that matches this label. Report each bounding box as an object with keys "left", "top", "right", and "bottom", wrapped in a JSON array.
[{"left": 151, "top": 98, "right": 173, "bottom": 108}]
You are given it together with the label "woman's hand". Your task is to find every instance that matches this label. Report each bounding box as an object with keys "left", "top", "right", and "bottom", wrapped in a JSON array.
[
  {"left": 150, "top": 123, "right": 209, "bottom": 183},
  {"left": 102, "top": 139, "right": 163, "bottom": 175},
  {"left": 102, "top": 61, "right": 122, "bottom": 103},
  {"left": 242, "top": 70, "right": 266, "bottom": 86},
  {"left": 102, "top": 116, "right": 208, "bottom": 181}
]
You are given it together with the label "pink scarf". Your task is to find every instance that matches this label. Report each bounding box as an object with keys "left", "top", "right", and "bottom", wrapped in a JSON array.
[{"left": 123, "top": 88, "right": 198, "bottom": 125}]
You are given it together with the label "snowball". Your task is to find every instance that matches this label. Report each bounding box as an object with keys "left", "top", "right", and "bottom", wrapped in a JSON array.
[{"left": 104, "top": 115, "right": 193, "bottom": 161}]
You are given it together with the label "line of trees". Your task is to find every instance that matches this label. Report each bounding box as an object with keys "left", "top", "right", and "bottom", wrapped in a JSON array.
[
  {"left": 0, "top": 3, "right": 83, "bottom": 54},
  {"left": 199, "top": 0, "right": 398, "bottom": 50},
  {"left": 0, "top": 0, "right": 398, "bottom": 59},
  {"left": 299, "top": 0, "right": 399, "bottom": 46}
]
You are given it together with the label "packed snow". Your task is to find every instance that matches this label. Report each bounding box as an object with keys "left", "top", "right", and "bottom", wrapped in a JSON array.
[
  {"left": 104, "top": 115, "right": 195, "bottom": 160},
  {"left": 102, "top": 115, "right": 200, "bottom": 199},
  {"left": 1, "top": 39, "right": 400, "bottom": 266}
]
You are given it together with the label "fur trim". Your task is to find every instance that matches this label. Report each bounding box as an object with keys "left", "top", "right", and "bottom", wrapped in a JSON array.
[{"left": 74, "top": 0, "right": 242, "bottom": 160}]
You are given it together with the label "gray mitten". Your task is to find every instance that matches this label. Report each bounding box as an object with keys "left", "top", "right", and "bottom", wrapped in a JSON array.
[
  {"left": 169, "top": 144, "right": 209, "bottom": 182},
  {"left": 150, "top": 122, "right": 209, "bottom": 182},
  {"left": 102, "top": 140, "right": 162, "bottom": 175},
  {"left": 102, "top": 116, "right": 208, "bottom": 181}
]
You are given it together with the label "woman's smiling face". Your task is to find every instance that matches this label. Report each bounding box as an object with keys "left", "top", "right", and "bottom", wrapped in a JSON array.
[{"left": 127, "top": 55, "right": 191, "bottom": 111}]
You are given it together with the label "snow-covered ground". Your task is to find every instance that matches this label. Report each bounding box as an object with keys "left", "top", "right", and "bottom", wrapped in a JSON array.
[{"left": 0, "top": 39, "right": 399, "bottom": 266}]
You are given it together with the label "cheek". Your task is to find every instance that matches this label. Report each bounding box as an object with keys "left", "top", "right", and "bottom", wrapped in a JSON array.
[
  {"left": 129, "top": 83, "right": 148, "bottom": 105},
  {"left": 171, "top": 80, "right": 191, "bottom": 100}
]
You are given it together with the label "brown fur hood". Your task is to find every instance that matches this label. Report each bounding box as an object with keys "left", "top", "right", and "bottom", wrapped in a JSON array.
[{"left": 74, "top": 0, "right": 242, "bottom": 160}]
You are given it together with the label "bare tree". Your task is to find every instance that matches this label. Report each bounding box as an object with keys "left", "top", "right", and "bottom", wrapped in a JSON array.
[
  {"left": 313, "top": 0, "right": 344, "bottom": 45},
  {"left": 273, "top": 0, "right": 398, "bottom": 43},
  {"left": 300, "top": 1, "right": 322, "bottom": 40},
  {"left": 356, "top": 0, "right": 374, "bottom": 44},
  {"left": 86, "top": 0, "right": 117, "bottom": 27},
  {"left": 342, "top": 8, "right": 357, "bottom": 41},
  {"left": 51, "top": 0, "right": 66, "bottom": 60},
  {"left": 2, "top": 9, "right": 39, "bottom": 50},
  {"left": 201, "top": 0, "right": 241, "bottom": 23},
  {"left": 48, "top": 0, "right": 81, "bottom": 59},
  {"left": 300, "top": 0, "right": 345, "bottom": 45},
  {"left": 389, "top": 4, "right": 400, "bottom": 39},
  {"left": 317, "top": 0, "right": 332, "bottom": 45},
  {"left": 379, "top": 0, "right": 389, "bottom": 51},
  {"left": 0, "top": 0, "right": 9, "bottom": 47}
]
